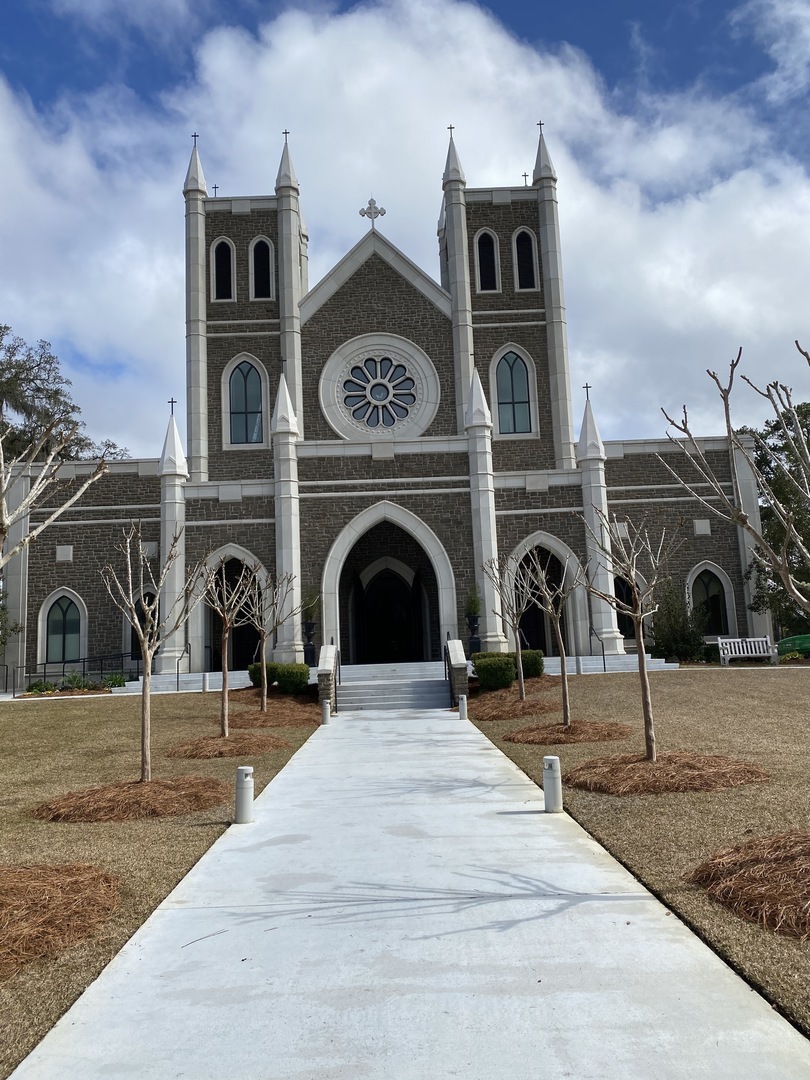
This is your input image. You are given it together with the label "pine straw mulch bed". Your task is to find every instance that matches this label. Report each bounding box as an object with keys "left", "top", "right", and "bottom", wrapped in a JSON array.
[
  {"left": 0, "top": 864, "right": 120, "bottom": 979},
  {"left": 167, "top": 731, "right": 290, "bottom": 759},
  {"left": 504, "top": 720, "right": 633, "bottom": 745},
  {"left": 688, "top": 832, "right": 810, "bottom": 941},
  {"left": 229, "top": 710, "right": 317, "bottom": 729},
  {"left": 32, "top": 776, "right": 231, "bottom": 823},
  {"left": 467, "top": 677, "right": 560, "bottom": 722},
  {"left": 563, "top": 751, "right": 770, "bottom": 795}
]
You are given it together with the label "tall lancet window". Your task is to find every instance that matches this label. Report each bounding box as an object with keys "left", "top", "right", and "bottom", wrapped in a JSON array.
[
  {"left": 214, "top": 240, "right": 234, "bottom": 300},
  {"left": 47, "top": 596, "right": 81, "bottom": 663},
  {"left": 476, "top": 231, "right": 499, "bottom": 291},
  {"left": 514, "top": 230, "right": 537, "bottom": 290},
  {"left": 229, "top": 360, "right": 263, "bottom": 444},
  {"left": 251, "top": 238, "right": 273, "bottom": 299},
  {"left": 496, "top": 351, "right": 531, "bottom": 433}
]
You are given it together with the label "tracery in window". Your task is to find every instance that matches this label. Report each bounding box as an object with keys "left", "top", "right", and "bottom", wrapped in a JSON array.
[
  {"left": 496, "top": 351, "right": 531, "bottom": 434},
  {"left": 229, "top": 360, "right": 263, "bottom": 444},
  {"left": 342, "top": 357, "right": 416, "bottom": 429},
  {"left": 47, "top": 596, "right": 81, "bottom": 663}
]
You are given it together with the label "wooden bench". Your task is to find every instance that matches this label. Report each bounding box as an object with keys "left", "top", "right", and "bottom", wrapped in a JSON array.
[{"left": 717, "top": 637, "right": 778, "bottom": 667}]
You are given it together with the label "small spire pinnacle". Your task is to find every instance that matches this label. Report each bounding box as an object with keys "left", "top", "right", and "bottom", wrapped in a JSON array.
[
  {"left": 275, "top": 138, "right": 299, "bottom": 191},
  {"left": 271, "top": 373, "right": 300, "bottom": 436},
  {"left": 159, "top": 413, "right": 189, "bottom": 478},
  {"left": 464, "top": 368, "right": 492, "bottom": 429},
  {"left": 576, "top": 397, "right": 605, "bottom": 463},
  {"left": 532, "top": 121, "right": 557, "bottom": 184},
  {"left": 442, "top": 128, "right": 465, "bottom": 186},
  {"left": 183, "top": 141, "right": 208, "bottom": 196}
]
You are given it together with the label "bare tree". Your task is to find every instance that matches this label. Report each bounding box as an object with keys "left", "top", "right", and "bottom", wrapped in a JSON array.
[
  {"left": 101, "top": 526, "right": 206, "bottom": 782},
  {"left": 241, "top": 569, "right": 300, "bottom": 712},
  {"left": 522, "top": 549, "right": 582, "bottom": 727},
  {"left": 662, "top": 343, "right": 810, "bottom": 622},
  {"left": 579, "top": 510, "right": 679, "bottom": 761},
  {"left": 203, "top": 556, "right": 255, "bottom": 737},
  {"left": 0, "top": 422, "right": 107, "bottom": 571},
  {"left": 482, "top": 554, "right": 535, "bottom": 700}
]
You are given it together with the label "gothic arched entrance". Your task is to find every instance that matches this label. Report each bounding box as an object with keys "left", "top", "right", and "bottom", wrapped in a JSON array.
[
  {"left": 517, "top": 548, "right": 568, "bottom": 657},
  {"left": 338, "top": 523, "right": 440, "bottom": 664},
  {"left": 206, "top": 557, "right": 260, "bottom": 672}
]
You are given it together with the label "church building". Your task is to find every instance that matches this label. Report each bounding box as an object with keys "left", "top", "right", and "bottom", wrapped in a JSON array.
[{"left": 5, "top": 131, "right": 771, "bottom": 681}]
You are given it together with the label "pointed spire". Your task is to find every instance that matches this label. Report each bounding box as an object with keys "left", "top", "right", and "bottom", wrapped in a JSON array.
[
  {"left": 183, "top": 145, "right": 208, "bottom": 196},
  {"left": 464, "top": 368, "right": 491, "bottom": 429},
  {"left": 275, "top": 140, "right": 299, "bottom": 191},
  {"left": 271, "top": 373, "right": 300, "bottom": 436},
  {"left": 159, "top": 414, "right": 189, "bottom": 478},
  {"left": 443, "top": 132, "right": 465, "bottom": 186},
  {"left": 576, "top": 399, "right": 605, "bottom": 462},
  {"left": 532, "top": 127, "right": 556, "bottom": 184}
]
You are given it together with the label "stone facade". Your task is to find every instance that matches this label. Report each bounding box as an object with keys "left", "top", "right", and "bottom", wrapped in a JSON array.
[{"left": 3, "top": 133, "right": 770, "bottom": 682}]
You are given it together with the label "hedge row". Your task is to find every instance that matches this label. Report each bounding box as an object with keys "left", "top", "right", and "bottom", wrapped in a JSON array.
[
  {"left": 471, "top": 649, "right": 544, "bottom": 690},
  {"left": 247, "top": 662, "right": 310, "bottom": 695}
]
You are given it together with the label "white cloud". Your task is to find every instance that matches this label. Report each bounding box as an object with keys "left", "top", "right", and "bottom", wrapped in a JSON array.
[
  {"left": 2, "top": 0, "right": 810, "bottom": 457},
  {"left": 48, "top": 0, "right": 211, "bottom": 43},
  {"left": 732, "top": 0, "right": 810, "bottom": 103}
]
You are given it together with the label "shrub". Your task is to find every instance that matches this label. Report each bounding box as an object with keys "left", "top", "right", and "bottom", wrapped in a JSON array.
[
  {"left": 26, "top": 680, "right": 58, "bottom": 694},
  {"left": 274, "top": 663, "right": 310, "bottom": 695},
  {"left": 474, "top": 654, "right": 516, "bottom": 691},
  {"left": 61, "top": 672, "right": 88, "bottom": 690},
  {"left": 702, "top": 643, "right": 721, "bottom": 664},
  {"left": 521, "top": 649, "right": 545, "bottom": 678},
  {"left": 247, "top": 662, "right": 281, "bottom": 688},
  {"left": 103, "top": 672, "right": 127, "bottom": 688},
  {"left": 651, "top": 579, "right": 706, "bottom": 661}
]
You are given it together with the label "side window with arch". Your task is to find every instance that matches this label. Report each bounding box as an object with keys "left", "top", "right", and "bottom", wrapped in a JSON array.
[
  {"left": 496, "top": 351, "right": 531, "bottom": 434},
  {"left": 47, "top": 595, "right": 81, "bottom": 663},
  {"left": 514, "top": 229, "right": 538, "bottom": 290},
  {"left": 213, "top": 239, "right": 234, "bottom": 301},
  {"left": 250, "top": 238, "right": 273, "bottom": 300},
  {"left": 692, "top": 569, "right": 729, "bottom": 636},
  {"left": 476, "top": 231, "right": 499, "bottom": 292},
  {"left": 229, "top": 360, "right": 263, "bottom": 444}
]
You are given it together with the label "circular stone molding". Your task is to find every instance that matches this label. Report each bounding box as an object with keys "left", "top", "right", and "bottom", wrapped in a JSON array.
[{"left": 319, "top": 333, "right": 440, "bottom": 440}]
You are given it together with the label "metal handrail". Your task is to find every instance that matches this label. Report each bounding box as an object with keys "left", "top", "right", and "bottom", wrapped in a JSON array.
[
  {"left": 589, "top": 626, "right": 607, "bottom": 673},
  {"left": 21, "top": 650, "right": 147, "bottom": 692},
  {"left": 443, "top": 642, "right": 454, "bottom": 706}
]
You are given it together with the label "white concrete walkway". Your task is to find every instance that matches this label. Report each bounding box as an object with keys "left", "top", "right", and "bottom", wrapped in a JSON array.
[{"left": 11, "top": 710, "right": 810, "bottom": 1079}]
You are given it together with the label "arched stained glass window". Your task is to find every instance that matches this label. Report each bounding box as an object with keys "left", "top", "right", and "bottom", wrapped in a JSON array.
[
  {"left": 496, "top": 351, "right": 531, "bottom": 433},
  {"left": 477, "top": 232, "right": 498, "bottom": 291},
  {"left": 515, "top": 230, "right": 536, "bottom": 290},
  {"left": 252, "top": 240, "right": 272, "bottom": 299},
  {"left": 214, "top": 240, "right": 233, "bottom": 300},
  {"left": 47, "top": 596, "right": 81, "bottom": 663},
  {"left": 229, "top": 361, "right": 263, "bottom": 444},
  {"left": 692, "top": 569, "right": 728, "bottom": 636}
]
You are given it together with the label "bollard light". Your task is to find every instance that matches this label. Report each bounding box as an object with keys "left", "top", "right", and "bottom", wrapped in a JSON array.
[
  {"left": 235, "top": 765, "right": 254, "bottom": 824},
  {"left": 321, "top": 699, "right": 330, "bottom": 725},
  {"left": 458, "top": 695, "right": 468, "bottom": 720},
  {"left": 202, "top": 672, "right": 210, "bottom": 693},
  {"left": 543, "top": 755, "right": 563, "bottom": 813}
]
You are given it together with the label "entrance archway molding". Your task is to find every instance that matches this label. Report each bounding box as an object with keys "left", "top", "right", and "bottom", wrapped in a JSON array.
[
  {"left": 686, "top": 559, "right": 738, "bottom": 639},
  {"left": 506, "top": 531, "right": 590, "bottom": 656},
  {"left": 187, "top": 543, "right": 269, "bottom": 672},
  {"left": 322, "top": 501, "right": 458, "bottom": 654},
  {"left": 359, "top": 556, "right": 415, "bottom": 590}
]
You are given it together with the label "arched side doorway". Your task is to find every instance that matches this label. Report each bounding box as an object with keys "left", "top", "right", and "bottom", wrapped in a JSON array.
[
  {"left": 187, "top": 544, "right": 268, "bottom": 673},
  {"left": 506, "top": 532, "right": 590, "bottom": 657},
  {"left": 322, "top": 501, "right": 457, "bottom": 660},
  {"left": 339, "top": 526, "right": 438, "bottom": 664}
]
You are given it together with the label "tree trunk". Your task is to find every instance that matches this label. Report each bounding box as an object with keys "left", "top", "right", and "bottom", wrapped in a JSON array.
[
  {"left": 220, "top": 627, "right": 230, "bottom": 738},
  {"left": 634, "top": 615, "right": 656, "bottom": 761},
  {"left": 553, "top": 618, "right": 570, "bottom": 727},
  {"left": 140, "top": 660, "right": 152, "bottom": 783},
  {"left": 260, "top": 633, "right": 268, "bottom": 713},
  {"left": 515, "top": 633, "right": 525, "bottom": 701}
]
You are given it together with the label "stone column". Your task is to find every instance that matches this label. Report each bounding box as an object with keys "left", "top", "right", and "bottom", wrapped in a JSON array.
[
  {"left": 734, "top": 442, "right": 773, "bottom": 639},
  {"left": 155, "top": 415, "right": 189, "bottom": 674},
  {"left": 184, "top": 145, "right": 209, "bottom": 483},
  {"left": 577, "top": 400, "right": 625, "bottom": 655},
  {"left": 276, "top": 143, "right": 304, "bottom": 436},
  {"left": 272, "top": 375, "right": 304, "bottom": 662},
  {"left": 442, "top": 136, "right": 475, "bottom": 433},
  {"left": 466, "top": 370, "right": 508, "bottom": 652}
]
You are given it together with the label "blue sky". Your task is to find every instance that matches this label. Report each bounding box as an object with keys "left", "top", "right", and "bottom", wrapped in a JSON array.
[{"left": 2, "top": 0, "right": 810, "bottom": 453}]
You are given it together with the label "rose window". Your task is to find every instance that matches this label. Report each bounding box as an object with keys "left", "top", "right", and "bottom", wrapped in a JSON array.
[{"left": 342, "top": 357, "right": 416, "bottom": 429}]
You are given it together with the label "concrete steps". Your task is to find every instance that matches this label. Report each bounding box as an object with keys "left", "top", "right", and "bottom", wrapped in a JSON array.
[
  {"left": 336, "top": 662, "right": 450, "bottom": 711},
  {"left": 540, "top": 654, "right": 679, "bottom": 675},
  {"left": 111, "top": 670, "right": 255, "bottom": 695}
]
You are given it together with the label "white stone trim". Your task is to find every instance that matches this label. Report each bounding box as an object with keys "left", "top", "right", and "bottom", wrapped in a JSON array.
[
  {"left": 321, "top": 501, "right": 458, "bottom": 651},
  {"left": 488, "top": 344, "right": 540, "bottom": 441},
  {"left": 473, "top": 228, "right": 502, "bottom": 294},
  {"left": 300, "top": 230, "right": 451, "bottom": 323},
  {"left": 687, "top": 560, "right": 738, "bottom": 638},
  {"left": 506, "top": 531, "right": 590, "bottom": 656},
  {"left": 209, "top": 236, "right": 237, "bottom": 303},
  {"left": 511, "top": 227, "right": 540, "bottom": 292},
  {"left": 37, "top": 587, "right": 89, "bottom": 667},
  {"left": 220, "top": 353, "right": 270, "bottom": 451},
  {"left": 248, "top": 236, "right": 276, "bottom": 301},
  {"left": 297, "top": 435, "right": 469, "bottom": 458},
  {"left": 319, "top": 333, "right": 441, "bottom": 441},
  {"left": 359, "top": 556, "right": 415, "bottom": 590}
]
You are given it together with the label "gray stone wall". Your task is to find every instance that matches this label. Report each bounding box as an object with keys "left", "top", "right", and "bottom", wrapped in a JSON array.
[{"left": 466, "top": 197, "right": 547, "bottom": 311}]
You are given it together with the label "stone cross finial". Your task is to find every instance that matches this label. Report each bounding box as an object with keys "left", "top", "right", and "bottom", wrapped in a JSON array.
[
  {"left": 191, "top": 132, "right": 199, "bottom": 146},
  {"left": 537, "top": 120, "right": 544, "bottom": 134},
  {"left": 360, "top": 197, "right": 386, "bottom": 230},
  {"left": 583, "top": 382, "right": 592, "bottom": 401},
  {"left": 212, "top": 184, "right": 219, "bottom": 196},
  {"left": 168, "top": 397, "right": 177, "bottom": 415},
  {"left": 282, "top": 129, "right": 290, "bottom": 143},
  {"left": 522, "top": 172, "right": 528, "bottom": 186}
]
